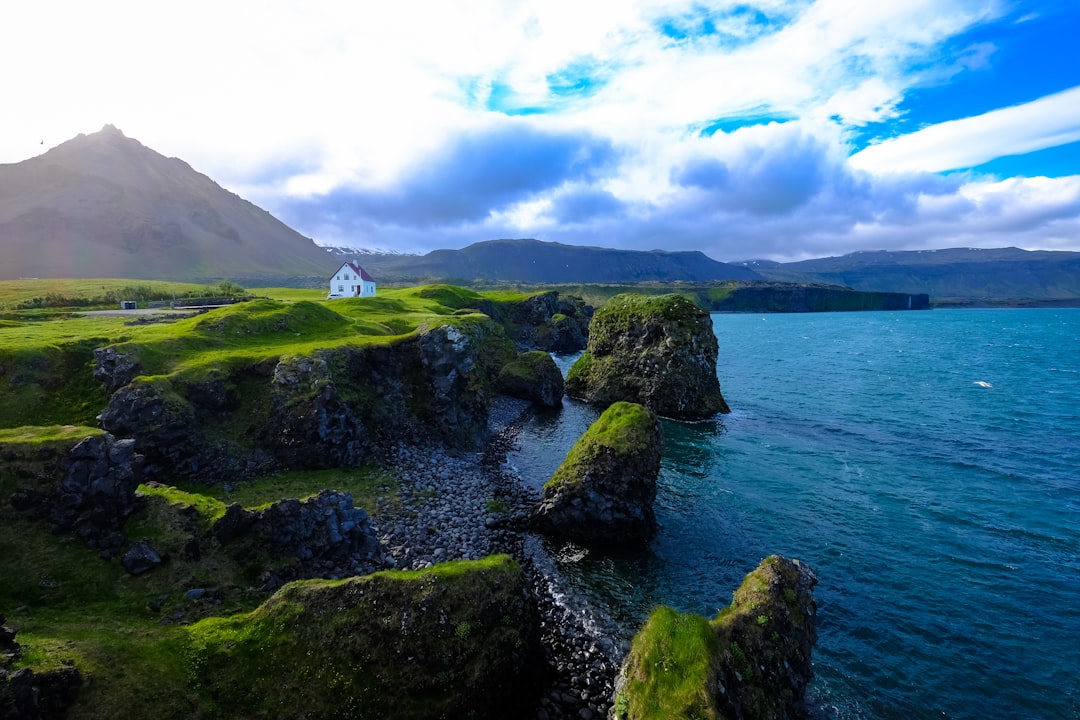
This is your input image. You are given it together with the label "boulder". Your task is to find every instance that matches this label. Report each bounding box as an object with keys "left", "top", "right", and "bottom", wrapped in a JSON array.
[
  {"left": 565, "top": 294, "right": 729, "bottom": 420},
  {"left": 6, "top": 432, "right": 145, "bottom": 549},
  {"left": 533, "top": 401, "right": 662, "bottom": 545},
  {"left": 187, "top": 555, "right": 541, "bottom": 720},
  {"left": 92, "top": 346, "right": 140, "bottom": 394},
  {"left": 500, "top": 291, "right": 592, "bottom": 353},
  {"left": 496, "top": 351, "right": 564, "bottom": 407},
  {"left": 121, "top": 540, "right": 163, "bottom": 575},
  {"left": 613, "top": 555, "right": 818, "bottom": 720}
]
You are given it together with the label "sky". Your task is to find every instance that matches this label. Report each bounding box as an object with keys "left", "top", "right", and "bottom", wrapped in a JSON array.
[{"left": 3, "top": 0, "right": 1080, "bottom": 261}]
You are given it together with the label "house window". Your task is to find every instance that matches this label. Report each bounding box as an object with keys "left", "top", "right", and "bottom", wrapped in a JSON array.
[
  {"left": 338, "top": 285, "right": 344, "bottom": 292},
  {"left": 344, "top": 273, "right": 350, "bottom": 280}
]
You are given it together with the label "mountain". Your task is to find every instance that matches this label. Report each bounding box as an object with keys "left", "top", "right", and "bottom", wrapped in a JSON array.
[
  {"left": 344, "top": 238, "right": 762, "bottom": 284},
  {"left": 0, "top": 125, "right": 335, "bottom": 281},
  {"left": 742, "top": 248, "right": 1080, "bottom": 302}
]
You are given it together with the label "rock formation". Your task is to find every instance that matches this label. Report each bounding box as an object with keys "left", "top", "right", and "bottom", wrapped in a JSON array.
[
  {"left": 187, "top": 555, "right": 541, "bottom": 720},
  {"left": 495, "top": 350, "right": 564, "bottom": 407},
  {"left": 96, "top": 318, "right": 515, "bottom": 483},
  {"left": 565, "top": 293, "right": 729, "bottom": 420},
  {"left": 8, "top": 432, "right": 144, "bottom": 551},
  {"left": 613, "top": 554, "right": 818, "bottom": 720},
  {"left": 510, "top": 291, "right": 592, "bottom": 352},
  {"left": 213, "top": 489, "right": 386, "bottom": 584},
  {"left": 1, "top": 615, "right": 82, "bottom": 719},
  {"left": 533, "top": 401, "right": 662, "bottom": 545}
]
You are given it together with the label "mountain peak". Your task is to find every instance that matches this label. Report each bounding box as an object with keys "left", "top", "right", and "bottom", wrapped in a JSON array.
[{"left": 0, "top": 127, "right": 336, "bottom": 281}]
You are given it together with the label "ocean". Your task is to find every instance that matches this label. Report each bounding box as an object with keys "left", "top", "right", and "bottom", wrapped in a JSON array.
[{"left": 509, "top": 308, "right": 1080, "bottom": 719}]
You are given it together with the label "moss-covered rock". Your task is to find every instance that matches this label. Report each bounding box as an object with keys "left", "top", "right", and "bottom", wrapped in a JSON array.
[
  {"left": 614, "top": 554, "right": 818, "bottom": 720},
  {"left": 96, "top": 317, "right": 516, "bottom": 483},
  {"left": 496, "top": 350, "right": 564, "bottom": 407},
  {"left": 533, "top": 401, "right": 662, "bottom": 545},
  {"left": 565, "top": 294, "right": 729, "bottom": 420},
  {"left": 186, "top": 555, "right": 541, "bottom": 720}
]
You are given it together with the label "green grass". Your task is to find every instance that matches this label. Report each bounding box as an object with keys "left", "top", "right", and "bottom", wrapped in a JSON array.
[
  {"left": 614, "top": 606, "right": 722, "bottom": 720},
  {"left": 544, "top": 401, "right": 657, "bottom": 492},
  {"left": 0, "top": 284, "right": 528, "bottom": 431},
  {"left": 172, "top": 467, "right": 400, "bottom": 517},
  {"left": 0, "top": 281, "right": 553, "bottom": 718},
  {"left": 0, "top": 279, "right": 223, "bottom": 309},
  {"left": 184, "top": 555, "right": 534, "bottom": 719},
  {"left": 0, "top": 424, "right": 102, "bottom": 444}
]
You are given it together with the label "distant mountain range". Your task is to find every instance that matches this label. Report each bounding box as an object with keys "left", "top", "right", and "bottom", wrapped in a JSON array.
[
  {"left": 1, "top": 127, "right": 1076, "bottom": 302},
  {"left": 740, "top": 247, "right": 1080, "bottom": 302},
  {"left": 0, "top": 125, "right": 331, "bottom": 281},
  {"left": 344, "top": 238, "right": 760, "bottom": 284}
]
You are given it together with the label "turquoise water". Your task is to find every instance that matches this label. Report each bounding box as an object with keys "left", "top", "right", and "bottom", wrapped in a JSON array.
[{"left": 510, "top": 309, "right": 1080, "bottom": 719}]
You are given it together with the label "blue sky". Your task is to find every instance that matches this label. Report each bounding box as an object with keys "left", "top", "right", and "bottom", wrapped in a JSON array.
[{"left": 2, "top": 0, "right": 1079, "bottom": 260}]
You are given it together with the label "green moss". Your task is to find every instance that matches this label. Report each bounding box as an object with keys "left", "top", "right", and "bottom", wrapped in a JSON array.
[
  {"left": 614, "top": 606, "right": 722, "bottom": 720},
  {"left": 136, "top": 483, "right": 228, "bottom": 526},
  {"left": 186, "top": 555, "right": 537, "bottom": 719},
  {"left": 0, "top": 424, "right": 103, "bottom": 445},
  {"left": 544, "top": 401, "right": 655, "bottom": 492},
  {"left": 177, "top": 467, "right": 399, "bottom": 517}
]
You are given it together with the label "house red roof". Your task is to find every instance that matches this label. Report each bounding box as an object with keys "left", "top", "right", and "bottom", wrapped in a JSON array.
[{"left": 340, "top": 262, "right": 375, "bottom": 282}]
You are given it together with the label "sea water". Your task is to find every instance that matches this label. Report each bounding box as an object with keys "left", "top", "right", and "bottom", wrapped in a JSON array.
[{"left": 509, "top": 309, "right": 1080, "bottom": 719}]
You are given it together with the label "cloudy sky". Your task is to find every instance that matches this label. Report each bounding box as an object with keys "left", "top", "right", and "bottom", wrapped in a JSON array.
[{"left": 3, "top": 0, "right": 1079, "bottom": 261}]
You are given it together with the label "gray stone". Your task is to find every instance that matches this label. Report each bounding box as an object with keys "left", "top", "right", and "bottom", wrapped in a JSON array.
[{"left": 122, "top": 541, "right": 162, "bottom": 575}]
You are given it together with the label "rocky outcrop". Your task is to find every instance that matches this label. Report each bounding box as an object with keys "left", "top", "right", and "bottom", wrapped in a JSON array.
[
  {"left": 96, "top": 318, "right": 514, "bottom": 483},
  {"left": 9, "top": 432, "right": 144, "bottom": 551},
  {"left": 1, "top": 615, "right": 82, "bottom": 719},
  {"left": 705, "top": 281, "right": 930, "bottom": 312},
  {"left": 496, "top": 351, "right": 564, "bottom": 407},
  {"left": 511, "top": 291, "right": 592, "bottom": 353},
  {"left": 613, "top": 555, "right": 818, "bottom": 720},
  {"left": 96, "top": 379, "right": 202, "bottom": 477},
  {"left": 91, "top": 346, "right": 140, "bottom": 394},
  {"left": 533, "top": 401, "right": 662, "bottom": 545},
  {"left": 213, "top": 489, "right": 386, "bottom": 584},
  {"left": 565, "top": 293, "right": 730, "bottom": 420},
  {"left": 187, "top": 555, "right": 542, "bottom": 720}
]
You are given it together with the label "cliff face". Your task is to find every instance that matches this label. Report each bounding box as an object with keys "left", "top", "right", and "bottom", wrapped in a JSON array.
[
  {"left": 614, "top": 555, "right": 818, "bottom": 720},
  {"left": 707, "top": 282, "right": 930, "bottom": 312},
  {"left": 566, "top": 294, "right": 730, "bottom": 420},
  {"left": 533, "top": 401, "right": 663, "bottom": 545},
  {"left": 97, "top": 318, "right": 515, "bottom": 483},
  {"left": 187, "top": 555, "right": 542, "bottom": 720}
]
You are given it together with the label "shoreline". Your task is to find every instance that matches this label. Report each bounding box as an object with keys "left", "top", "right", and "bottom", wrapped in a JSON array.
[{"left": 374, "top": 396, "right": 626, "bottom": 719}]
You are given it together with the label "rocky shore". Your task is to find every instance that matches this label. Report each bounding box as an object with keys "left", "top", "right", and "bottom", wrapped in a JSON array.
[{"left": 374, "top": 397, "right": 626, "bottom": 720}]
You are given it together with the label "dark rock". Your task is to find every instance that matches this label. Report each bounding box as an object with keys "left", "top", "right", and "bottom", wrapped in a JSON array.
[
  {"left": 191, "top": 555, "right": 542, "bottom": 720},
  {"left": 14, "top": 433, "right": 147, "bottom": 548},
  {"left": 565, "top": 293, "right": 730, "bottom": 420},
  {"left": 122, "top": 540, "right": 162, "bottom": 575},
  {"left": 496, "top": 351, "right": 564, "bottom": 407},
  {"left": 92, "top": 346, "right": 140, "bottom": 394},
  {"left": 533, "top": 402, "right": 662, "bottom": 545},
  {"left": 211, "top": 502, "right": 255, "bottom": 544},
  {"left": 213, "top": 490, "right": 386, "bottom": 579},
  {"left": 0, "top": 619, "right": 81, "bottom": 719},
  {"left": 97, "top": 379, "right": 200, "bottom": 476},
  {"left": 613, "top": 555, "right": 818, "bottom": 720}
]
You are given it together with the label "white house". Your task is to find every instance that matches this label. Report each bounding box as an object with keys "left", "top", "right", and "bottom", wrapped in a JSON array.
[{"left": 328, "top": 262, "right": 376, "bottom": 298}]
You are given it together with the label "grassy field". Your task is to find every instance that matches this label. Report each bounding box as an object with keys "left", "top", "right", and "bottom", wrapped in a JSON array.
[
  {"left": 0, "top": 279, "right": 564, "bottom": 717},
  {"left": 0, "top": 283, "right": 519, "bottom": 429}
]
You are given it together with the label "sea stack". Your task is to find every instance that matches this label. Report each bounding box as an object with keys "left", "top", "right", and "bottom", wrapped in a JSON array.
[
  {"left": 533, "top": 401, "right": 663, "bottom": 545},
  {"left": 564, "top": 293, "right": 729, "bottom": 420},
  {"left": 613, "top": 554, "right": 818, "bottom": 720}
]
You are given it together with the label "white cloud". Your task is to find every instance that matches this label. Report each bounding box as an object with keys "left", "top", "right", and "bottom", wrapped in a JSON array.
[
  {"left": 851, "top": 85, "right": 1080, "bottom": 174},
  {"left": 2, "top": 0, "right": 1078, "bottom": 260}
]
